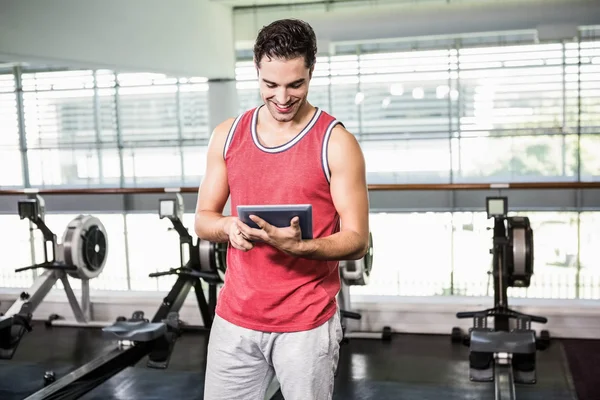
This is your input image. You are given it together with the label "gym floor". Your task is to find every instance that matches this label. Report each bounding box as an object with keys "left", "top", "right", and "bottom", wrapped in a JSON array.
[{"left": 0, "top": 322, "right": 597, "bottom": 400}]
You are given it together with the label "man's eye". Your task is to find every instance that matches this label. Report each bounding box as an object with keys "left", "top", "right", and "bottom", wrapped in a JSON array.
[{"left": 266, "top": 84, "right": 276, "bottom": 89}]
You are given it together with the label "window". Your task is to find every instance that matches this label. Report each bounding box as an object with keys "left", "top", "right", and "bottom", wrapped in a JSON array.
[
  {"left": 580, "top": 135, "right": 600, "bottom": 181},
  {"left": 236, "top": 61, "right": 260, "bottom": 113},
  {"left": 362, "top": 139, "right": 451, "bottom": 183},
  {"left": 181, "top": 145, "right": 208, "bottom": 185},
  {"left": 579, "top": 212, "right": 600, "bottom": 299},
  {"left": 0, "top": 216, "right": 34, "bottom": 288},
  {"left": 28, "top": 148, "right": 103, "bottom": 187},
  {"left": 578, "top": 40, "right": 600, "bottom": 134},
  {"left": 0, "top": 73, "right": 23, "bottom": 187},
  {"left": 122, "top": 147, "right": 182, "bottom": 186},
  {"left": 22, "top": 71, "right": 97, "bottom": 149},
  {"left": 0, "top": 149, "right": 23, "bottom": 187},
  {"left": 358, "top": 49, "right": 454, "bottom": 139},
  {"left": 350, "top": 212, "right": 453, "bottom": 296},
  {"left": 180, "top": 81, "right": 210, "bottom": 141},
  {"left": 118, "top": 82, "right": 178, "bottom": 143},
  {"left": 232, "top": 37, "right": 600, "bottom": 185},
  {"left": 458, "top": 43, "right": 565, "bottom": 136},
  {"left": 350, "top": 211, "right": 598, "bottom": 300},
  {"left": 126, "top": 214, "right": 181, "bottom": 291},
  {"left": 454, "top": 134, "right": 579, "bottom": 182}
]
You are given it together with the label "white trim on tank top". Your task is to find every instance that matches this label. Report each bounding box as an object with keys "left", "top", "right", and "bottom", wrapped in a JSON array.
[
  {"left": 251, "top": 105, "right": 323, "bottom": 153},
  {"left": 321, "top": 119, "right": 341, "bottom": 184},
  {"left": 223, "top": 113, "right": 244, "bottom": 159}
]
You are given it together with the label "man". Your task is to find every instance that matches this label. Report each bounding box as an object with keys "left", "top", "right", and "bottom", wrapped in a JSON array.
[{"left": 195, "top": 18, "right": 370, "bottom": 400}]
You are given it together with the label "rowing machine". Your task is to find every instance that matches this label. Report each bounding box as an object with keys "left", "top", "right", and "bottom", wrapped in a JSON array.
[{"left": 452, "top": 197, "right": 550, "bottom": 400}]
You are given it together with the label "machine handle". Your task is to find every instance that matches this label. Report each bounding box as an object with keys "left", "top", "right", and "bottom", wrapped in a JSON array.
[
  {"left": 529, "top": 315, "right": 548, "bottom": 324},
  {"left": 456, "top": 311, "right": 477, "bottom": 319},
  {"left": 149, "top": 269, "right": 178, "bottom": 278},
  {"left": 340, "top": 310, "right": 362, "bottom": 320},
  {"left": 15, "top": 262, "right": 76, "bottom": 273}
]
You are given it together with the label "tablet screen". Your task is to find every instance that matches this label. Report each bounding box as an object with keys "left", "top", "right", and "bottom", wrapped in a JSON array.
[{"left": 237, "top": 204, "right": 313, "bottom": 240}]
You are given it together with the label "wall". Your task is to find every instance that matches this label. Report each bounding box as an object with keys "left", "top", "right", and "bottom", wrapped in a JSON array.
[
  {"left": 0, "top": 0, "right": 236, "bottom": 79},
  {"left": 233, "top": 0, "right": 600, "bottom": 49}
]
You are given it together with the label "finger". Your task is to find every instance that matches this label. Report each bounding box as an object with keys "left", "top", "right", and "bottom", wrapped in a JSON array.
[
  {"left": 290, "top": 216, "right": 300, "bottom": 228},
  {"left": 238, "top": 220, "right": 268, "bottom": 241},
  {"left": 249, "top": 215, "right": 272, "bottom": 233},
  {"left": 231, "top": 235, "right": 254, "bottom": 251}
]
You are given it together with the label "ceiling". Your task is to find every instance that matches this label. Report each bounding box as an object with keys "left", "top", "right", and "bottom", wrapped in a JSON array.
[{"left": 210, "top": 0, "right": 326, "bottom": 6}]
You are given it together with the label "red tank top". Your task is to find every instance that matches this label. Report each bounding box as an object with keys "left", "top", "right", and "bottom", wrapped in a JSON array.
[{"left": 216, "top": 105, "right": 342, "bottom": 332}]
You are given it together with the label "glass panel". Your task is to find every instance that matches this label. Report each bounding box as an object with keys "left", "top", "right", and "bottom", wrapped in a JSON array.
[
  {"left": 452, "top": 212, "right": 493, "bottom": 296},
  {"left": 580, "top": 134, "right": 600, "bottom": 181},
  {"left": 454, "top": 134, "right": 578, "bottom": 182},
  {"left": 0, "top": 74, "right": 24, "bottom": 187},
  {"left": 28, "top": 148, "right": 101, "bottom": 187},
  {"left": 362, "top": 139, "right": 451, "bottom": 183},
  {"left": 22, "top": 70, "right": 97, "bottom": 149},
  {"left": 350, "top": 212, "right": 453, "bottom": 296},
  {"left": 126, "top": 214, "right": 181, "bottom": 291},
  {"left": 458, "top": 43, "right": 564, "bottom": 136},
  {"left": 118, "top": 84, "right": 178, "bottom": 143},
  {"left": 235, "top": 61, "right": 260, "bottom": 113},
  {"left": 180, "top": 82, "right": 210, "bottom": 141},
  {"left": 122, "top": 147, "right": 182, "bottom": 187},
  {"left": 330, "top": 81, "right": 360, "bottom": 134},
  {"left": 182, "top": 145, "right": 208, "bottom": 185},
  {"left": 508, "top": 212, "right": 578, "bottom": 299},
  {"left": 97, "top": 85, "right": 118, "bottom": 144},
  {"left": 0, "top": 149, "right": 24, "bottom": 187},
  {"left": 0, "top": 216, "right": 33, "bottom": 288},
  {"left": 452, "top": 211, "right": 580, "bottom": 299},
  {"left": 358, "top": 49, "right": 453, "bottom": 139},
  {"left": 579, "top": 41, "right": 600, "bottom": 133},
  {"left": 0, "top": 77, "right": 19, "bottom": 148},
  {"left": 99, "top": 148, "right": 122, "bottom": 186},
  {"left": 308, "top": 79, "right": 331, "bottom": 114},
  {"left": 579, "top": 212, "right": 600, "bottom": 299}
]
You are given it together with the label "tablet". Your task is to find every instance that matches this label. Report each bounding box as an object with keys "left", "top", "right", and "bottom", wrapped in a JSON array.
[{"left": 237, "top": 204, "right": 313, "bottom": 240}]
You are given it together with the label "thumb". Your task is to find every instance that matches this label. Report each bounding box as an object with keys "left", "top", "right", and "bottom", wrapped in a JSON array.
[{"left": 291, "top": 216, "right": 300, "bottom": 228}]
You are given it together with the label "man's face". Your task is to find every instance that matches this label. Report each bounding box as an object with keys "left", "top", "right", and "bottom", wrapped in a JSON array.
[{"left": 256, "top": 56, "right": 313, "bottom": 123}]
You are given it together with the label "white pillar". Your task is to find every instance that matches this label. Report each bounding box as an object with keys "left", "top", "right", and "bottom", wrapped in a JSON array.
[{"left": 208, "top": 79, "right": 239, "bottom": 133}]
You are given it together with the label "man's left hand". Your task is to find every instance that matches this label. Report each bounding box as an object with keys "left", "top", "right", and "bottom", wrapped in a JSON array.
[{"left": 237, "top": 215, "right": 304, "bottom": 255}]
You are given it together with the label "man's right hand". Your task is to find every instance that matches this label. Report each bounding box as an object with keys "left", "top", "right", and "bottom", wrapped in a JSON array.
[{"left": 225, "top": 217, "right": 254, "bottom": 251}]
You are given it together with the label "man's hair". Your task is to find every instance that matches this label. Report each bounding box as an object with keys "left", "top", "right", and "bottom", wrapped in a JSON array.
[{"left": 253, "top": 19, "right": 317, "bottom": 69}]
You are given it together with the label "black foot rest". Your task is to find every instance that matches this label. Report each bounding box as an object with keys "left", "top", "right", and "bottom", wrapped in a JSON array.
[
  {"left": 102, "top": 320, "right": 166, "bottom": 342},
  {"left": 103, "top": 310, "right": 167, "bottom": 342},
  {"left": 0, "top": 316, "right": 12, "bottom": 330},
  {"left": 470, "top": 329, "right": 536, "bottom": 354}
]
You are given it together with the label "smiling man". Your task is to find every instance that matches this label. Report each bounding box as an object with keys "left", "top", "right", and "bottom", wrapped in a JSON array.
[{"left": 195, "top": 18, "right": 370, "bottom": 400}]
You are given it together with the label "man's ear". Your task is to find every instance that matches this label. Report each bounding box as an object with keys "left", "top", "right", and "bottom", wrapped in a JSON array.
[{"left": 309, "top": 65, "right": 314, "bottom": 79}]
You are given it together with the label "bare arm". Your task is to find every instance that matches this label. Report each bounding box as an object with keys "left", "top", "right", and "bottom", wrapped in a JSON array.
[
  {"left": 194, "top": 119, "right": 236, "bottom": 243},
  {"left": 296, "top": 124, "right": 370, "bottom": 260}
]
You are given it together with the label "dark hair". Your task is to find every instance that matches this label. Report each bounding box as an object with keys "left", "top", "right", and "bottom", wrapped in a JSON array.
[{"left": 253, "top": 19, "right": 317, "bottom": 69}]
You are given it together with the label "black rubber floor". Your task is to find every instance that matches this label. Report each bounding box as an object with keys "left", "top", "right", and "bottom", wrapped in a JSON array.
[{"left": 0, "top": 323, "right": 583, "bottom": 400}]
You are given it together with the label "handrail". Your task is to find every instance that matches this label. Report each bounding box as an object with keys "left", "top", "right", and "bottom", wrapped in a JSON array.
[{"left": 0, "top": 181, "right": 599, "bottom": 195}]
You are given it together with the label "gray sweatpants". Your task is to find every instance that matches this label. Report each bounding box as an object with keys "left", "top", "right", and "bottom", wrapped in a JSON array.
[{"left": 203, "top": 311, "right": 343, "bottom": 400}]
